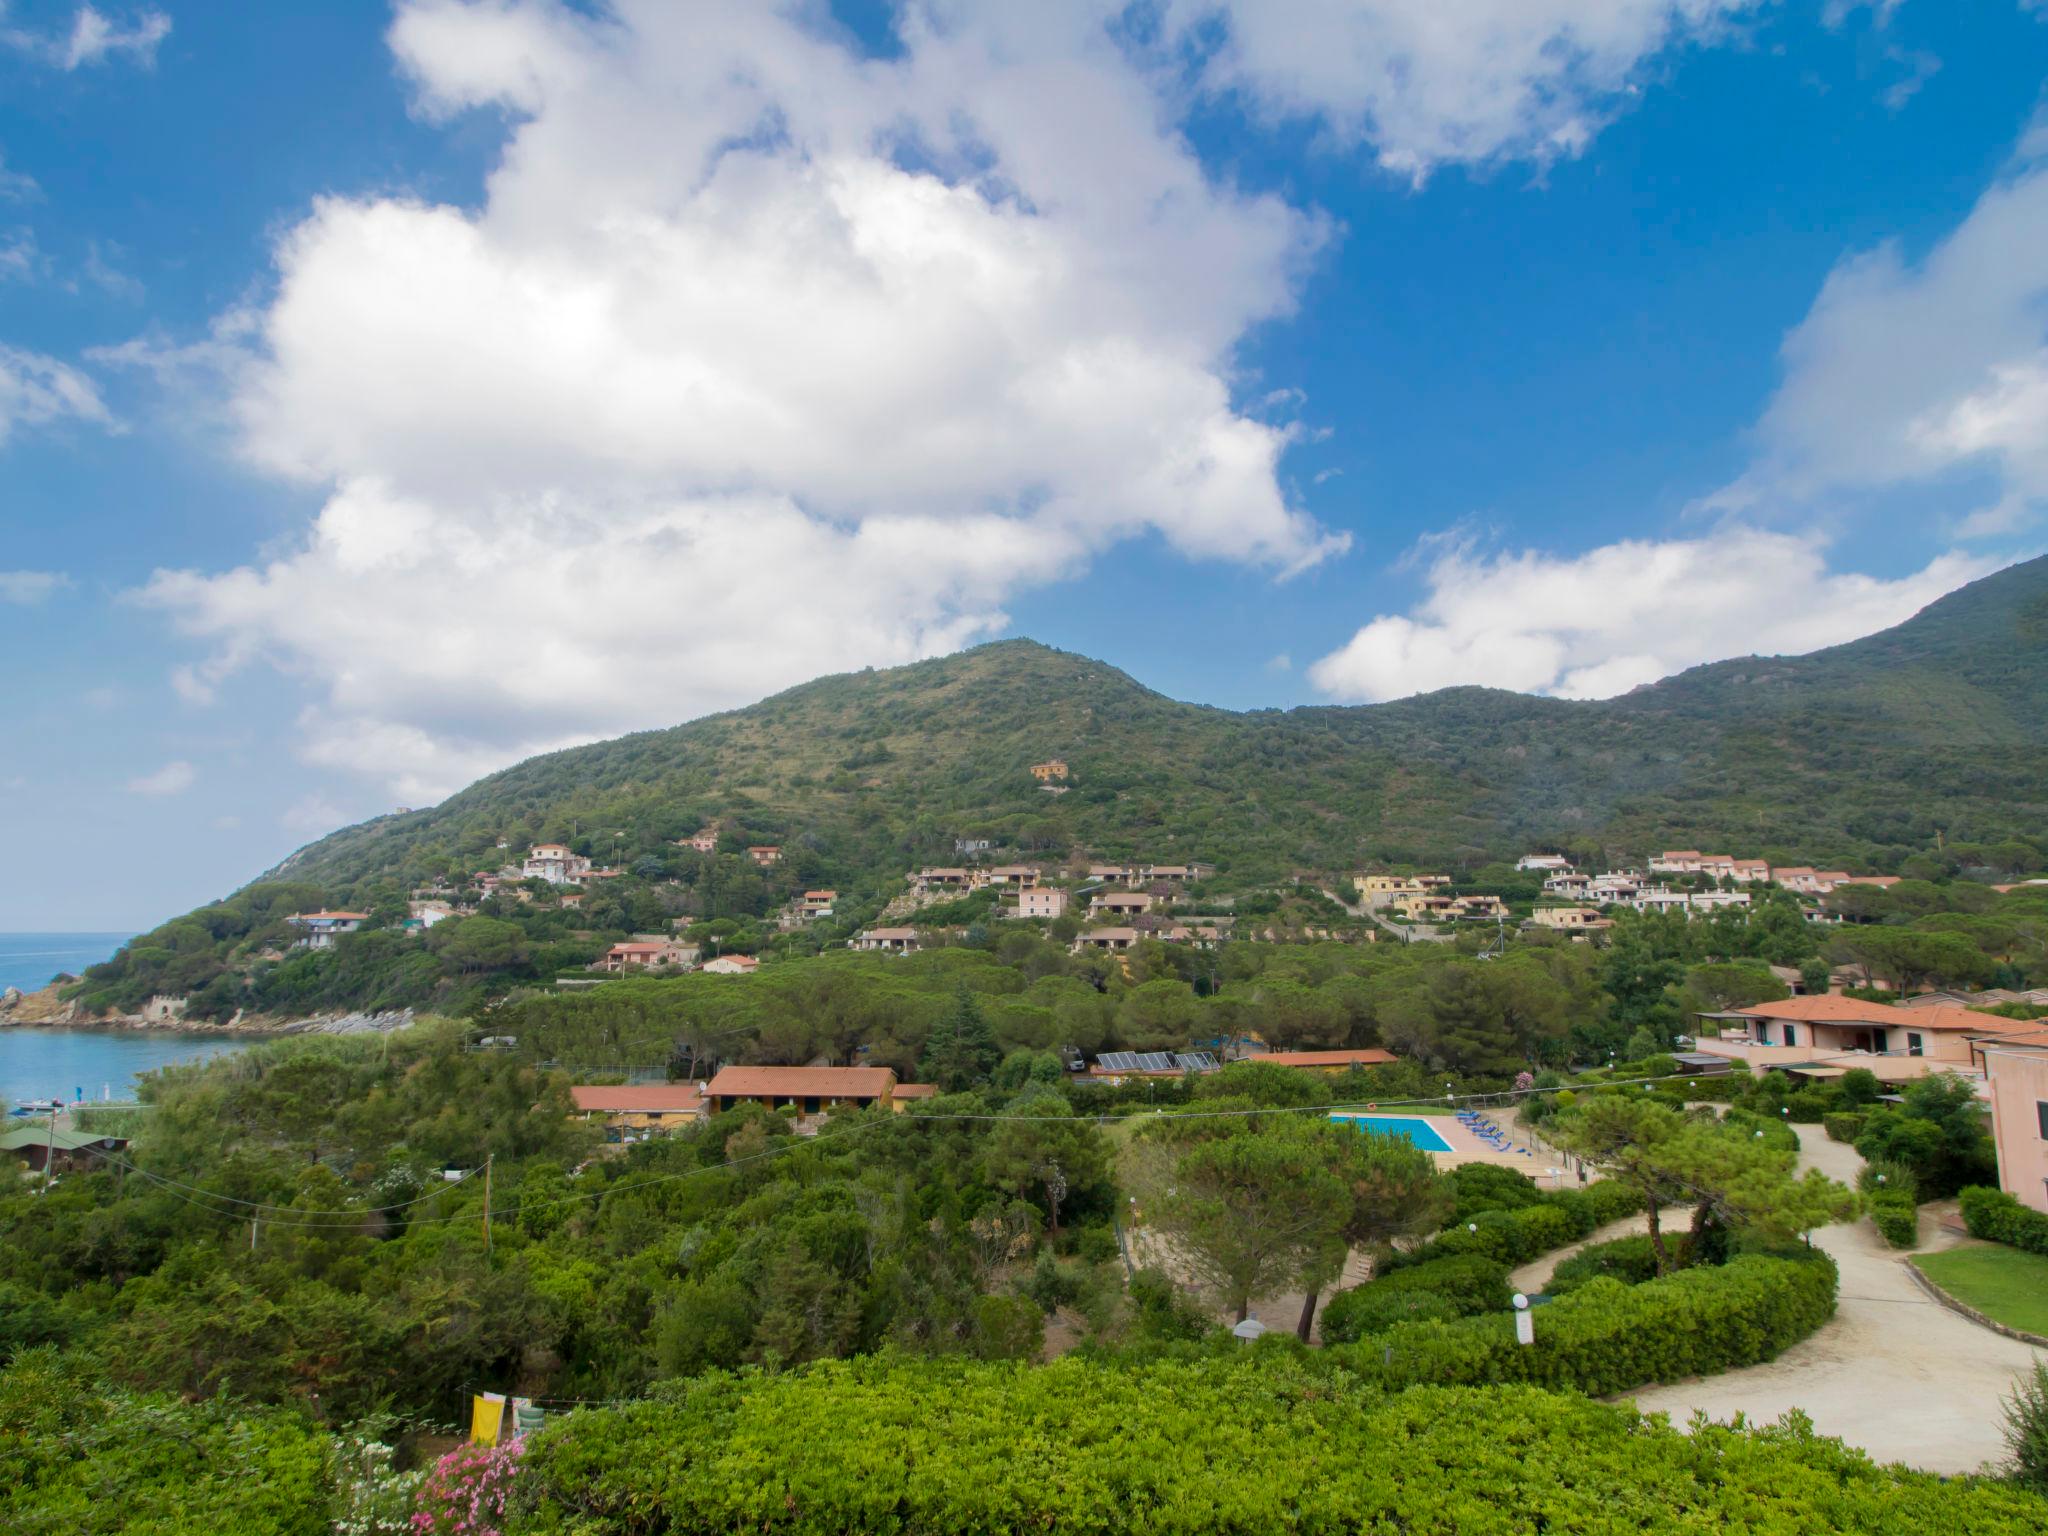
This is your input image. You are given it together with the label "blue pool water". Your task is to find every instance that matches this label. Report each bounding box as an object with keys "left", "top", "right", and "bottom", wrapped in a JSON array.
[{"left": 1330, "top": 1113, "right": 1454, "bottom": 1153}]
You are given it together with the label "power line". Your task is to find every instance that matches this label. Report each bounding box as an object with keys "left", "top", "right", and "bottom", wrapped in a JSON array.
[{"left": 68, "top": 1069, "right": 1710, "bottom": 1228}]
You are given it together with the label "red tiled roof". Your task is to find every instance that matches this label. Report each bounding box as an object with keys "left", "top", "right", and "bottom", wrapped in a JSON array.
[
  {"left": 571, "top": 1084, "right": 703, "bottom": 1114},
  {"left": 706, "top": 1066, "right": 897, "bottom": 1099},
  {"left": 1259, "top": 1048, "right": 1399, "bottom": 1068},
  {"left": 1732, "top": 996, "right": 1900, "bottom": 1024},
  {"left": 891, "top": 1083, "right": 940, "bottom": 1098}
]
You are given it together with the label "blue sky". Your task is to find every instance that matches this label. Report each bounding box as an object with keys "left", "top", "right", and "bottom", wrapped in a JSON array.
[{"left": 3, "top": 0, "right": 2047, "bottom": 930}]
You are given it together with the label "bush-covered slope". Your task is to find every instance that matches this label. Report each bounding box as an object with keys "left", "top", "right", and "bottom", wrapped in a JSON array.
[{"left": 274, "top": 555, "right": 2048, "bottom": 894}]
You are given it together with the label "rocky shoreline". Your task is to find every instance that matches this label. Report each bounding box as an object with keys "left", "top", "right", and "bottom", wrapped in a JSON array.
[{"left": 0, "top": 983, "right": 415, "bottom": 1037}]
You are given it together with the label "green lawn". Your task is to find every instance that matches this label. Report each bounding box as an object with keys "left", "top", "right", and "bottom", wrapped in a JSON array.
[{"left": 1912, "top": 1244, "right": 2048, "bottom": 1337}]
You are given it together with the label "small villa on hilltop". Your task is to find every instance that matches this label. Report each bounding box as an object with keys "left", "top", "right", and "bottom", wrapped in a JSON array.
[
  {"left": 1073, "top": 926, "right": 1140, "bottom": 952},
  {"left": 1030, "top": 759, "right": 1068, "bottom": 781},
  {"left": 287, "top": 911, "right": 368, "bottom": 950},
  {"left": 699, "top": 954, "right": 759, "bottom": 975},
  {"left": 850, "top": 927, "right": 920, "bottom": 953},
  {"left": 747, "top": 845, "right": 782, "bottom": 867},
  {"left": 1016, "top": 888, "right": 1067, "bottom": 919}
]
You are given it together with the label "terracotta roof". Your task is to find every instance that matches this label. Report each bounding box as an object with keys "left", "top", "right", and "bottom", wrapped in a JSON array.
[
  {"left": 1258, "top": 1048, "right": 1399, "bottom": 1068},
  {"left": 891, "top": 1083, "right": 940, "bottom": 1098},
  {"left": 861, "top": 927, "right": 919, "bottom": 940},
  {"left": 1079, "top": 926, "right": 1139, "bottom": 942},
  {"left": 571, "top": 1084, "right": 703, "bottom": 1114},
  {"left": 606, "top": 942, "right": 668, "bottom": 955},
  {"left": 1731, "top": 996, "right": 1901, "bottom": 1024},
  {"left": 1909, "top": 1004, "right": 2048, "bottom": 1033},
  {"left": 706, "top": 1066, "right": 897, "bottom": 1099}
]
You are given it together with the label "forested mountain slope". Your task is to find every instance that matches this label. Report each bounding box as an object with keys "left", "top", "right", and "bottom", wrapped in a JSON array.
[{"left": 273, "top": 555, "right": 2048, "bottom": 892}]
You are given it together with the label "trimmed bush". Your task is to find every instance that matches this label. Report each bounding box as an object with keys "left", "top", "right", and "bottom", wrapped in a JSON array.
[
  {"left": 512, "top": 1355, "right": 2048, "bottom": 1534},
  {"left": 1869, "top": 1191, "right": 1919, "bottom": 1250},
  {"left": 1823, "top": 1112, "right": 1868, "bottom": 1145},
  {"left": 1320, "top": 1255, "right": 1511, "bottom": 1343},
  {"left": 1390, "top": 1180, "right": 1647, "bottom": 1273},
  {"left": 1961, "top": 1187, "right": 2048, "bottom": 1258},
  {"left": 1546, "top": 1234, "right": 1678, "bottom": 1295},
  {"left": 1785, "top": 1090, "right": 1833, "bottom": 1124},
  {"left": 1724, "top": 1107, "right": 1801, "bottom": 1152},
  {"left": 1334, "top": 1254, "right": 1838, "bottom": 1398}
]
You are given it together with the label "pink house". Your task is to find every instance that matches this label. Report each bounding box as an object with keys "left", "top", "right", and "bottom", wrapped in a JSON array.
[
  {"left": 1978, "top": 1029, "right": 2048, "bottom": 1214},
  {"left": 1016, "top": 888, "right": 1067, "bottom": 919}
]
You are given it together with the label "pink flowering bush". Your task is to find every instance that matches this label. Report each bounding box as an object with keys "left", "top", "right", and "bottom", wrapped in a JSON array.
[{"left": 411, "top": 1438, "right": 524, "bottom": 1536}]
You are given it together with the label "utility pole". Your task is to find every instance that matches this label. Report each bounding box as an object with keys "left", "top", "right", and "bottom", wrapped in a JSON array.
[
  {"left": 483, "top": 1155, "right": 494, "bottom": 1258},
  {"left": 41, "top": 1104, "right": 56, "bottom": 1195}
]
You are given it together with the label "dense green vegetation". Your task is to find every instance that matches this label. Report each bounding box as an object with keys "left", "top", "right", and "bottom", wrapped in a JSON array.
[
  {"left": 47, "top": 555, "right": 2048, "bottom": 1022},
  {"left": 508, "top": 1361, "right": 2048, "bottom": 1533}
]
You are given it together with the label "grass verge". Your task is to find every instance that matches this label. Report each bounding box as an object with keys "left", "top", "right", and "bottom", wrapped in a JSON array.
[{"left": 1911, "top": 1245, "right": 2048, "bottom": 1338}]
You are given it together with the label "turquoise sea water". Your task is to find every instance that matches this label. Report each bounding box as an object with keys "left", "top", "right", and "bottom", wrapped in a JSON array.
[
  {"left": 0, "top": 933, "right": 249, "bottom": 1111},
  {"left": 1329, "top": 1113, "right": 1455, "bottom": 1153},
  {"left": 0, "top": 932, "right": 132, "bottom": 993}
]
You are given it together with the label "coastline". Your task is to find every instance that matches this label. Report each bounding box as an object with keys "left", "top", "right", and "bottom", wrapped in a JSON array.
[{"left": 0, "top": 983, "right": 416, "bottom": 1037}]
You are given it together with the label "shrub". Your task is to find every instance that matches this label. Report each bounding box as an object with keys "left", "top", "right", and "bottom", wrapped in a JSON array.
[
  {"left": 1073, "top": 1224, "right": 1119, "bottom": 1265},
  {"left": 415, "top": 1439, "right": 524, "bottom": 1536},
  {"left": 1449, "top": 1161, "right": 1546, "bottom": 1219},
  {"left": 2004, "top": 1360, "right": 2048, "bottom": 1493},
  {"left": 1961, "top": 1187, "right": 2048, "bottom": 1258},
  {"left": 1320, "top": 1255, "right": 1511, "bottom": 1343},
  {"left": 1334, "top": 1254, "right": 1838, "bottom": 1398},
  {"left": 512, "top": 1355, "right": 2048, "bottom": 1533},
  {"left": 1869, "top": 1191, "right": 1919, "bottom": 1250},
  {"left": 1785, "top": 1090, "right": 1833, "bottom": 1124},
  {"left": 1546, "top": 1234, "right": 1677, "bottom": 1295},
  {"left": 1724, "top": 1107, "right": 1800, "bottom": 1152},
  {"left": 972, "top": 1294, "right": 1047, "bottom": 1361},
  {"left": 1823, "top": 1112, "right": 1868, "bottom": 1145}
]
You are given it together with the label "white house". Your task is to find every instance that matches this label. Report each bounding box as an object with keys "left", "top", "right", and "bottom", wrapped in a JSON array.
[
  {"left": 287, "top": 911, "right": 368, "bottom": 949},
  {"left": 850, "top": 927, "right": 921, "bottom": 953},
  {"left": 523, "top": 843, "right": 592, "bottom": 884},
  {"left": 1516, "top": 854, "right": 1574, "bottom": 873},
  {"left": 700, "top": 954, "right": 759, "bottom": 974}
]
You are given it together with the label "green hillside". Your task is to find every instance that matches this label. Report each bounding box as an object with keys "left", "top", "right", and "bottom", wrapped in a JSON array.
[{"left": 278, "top": 554, "right": 2048, "bottom": 893}]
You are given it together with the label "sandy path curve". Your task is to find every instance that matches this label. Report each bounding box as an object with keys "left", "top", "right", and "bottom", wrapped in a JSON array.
[{"left": 1623, "top": 1123, "right": 2042, "bottom": 1475}]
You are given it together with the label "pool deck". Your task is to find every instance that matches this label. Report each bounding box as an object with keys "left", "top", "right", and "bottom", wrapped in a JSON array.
[{"left": 1333, "top": 1111, "right": 1572, "bottom": 1180}]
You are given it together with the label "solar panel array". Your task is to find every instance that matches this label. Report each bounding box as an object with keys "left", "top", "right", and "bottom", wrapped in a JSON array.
[{"left": 1095, "top": 1051, "right": 1221, "bottom": 1074}]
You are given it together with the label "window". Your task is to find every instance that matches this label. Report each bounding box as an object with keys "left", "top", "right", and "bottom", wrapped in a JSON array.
[
  {"left": 1756, "top": 1023, "right": 1772, "bottom": 1045},
  {"left": 1907, "top": 1033, "right": 1924, "bottom": 1058},
  {"left": 2037, "top": 1100, "right": 2048, "bottom": 1140},
  {"left": 1783, "top": 1025, "right": 1797, "bottom": 1047}
]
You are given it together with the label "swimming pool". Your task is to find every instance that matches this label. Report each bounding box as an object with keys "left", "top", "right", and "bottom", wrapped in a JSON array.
[{"left": 1328, "top": 1113, "right": 1454, "bottom": 1153}]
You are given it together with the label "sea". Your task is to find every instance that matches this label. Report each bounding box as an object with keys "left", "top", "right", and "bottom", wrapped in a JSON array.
[{"left": 0, "top": 932, "right": 250, "bottom": 1113}]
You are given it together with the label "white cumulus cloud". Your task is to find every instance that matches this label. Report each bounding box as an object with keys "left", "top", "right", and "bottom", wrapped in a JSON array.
[
  {"left": 126, "top": 759, "right": 195, "bottom": 796},
  {"left": 1307, "top": 528, "right": 2004, "bottom": 702},
  {"left": 141, "top": 0, "right": 1351, "bottom": 800},
  {"left": 1162, "top": 0, "right": 1761, "bottom": 181},
  {"left": 1717, "top": 114, "right": 2048, "bottom": 535}
]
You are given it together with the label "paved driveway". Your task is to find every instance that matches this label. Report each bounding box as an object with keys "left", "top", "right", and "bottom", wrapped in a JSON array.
[{"left": 1624, "top": 1123, "right": 2042, "bottom": 1475}]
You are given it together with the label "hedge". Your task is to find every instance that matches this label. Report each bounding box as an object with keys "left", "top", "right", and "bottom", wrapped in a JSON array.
[
  {"left": 1389, "top": 1179, "right": 1646, "bottom": 1271},
  {"left": 1823, "top": 1112, "right": 1868, "bottom": 1145},
  {"left": 510, "top": 1356, "right": 2048, "bottom": 1534},
  {"left": 1333, "top": 1254, "right": 1837, "bottom": 1398},
  {"left": 1319, "top": 1255, "right": 1510, "bottom": 1343},
  {"left": 1960, "top": 1186, "right": 2048, "bottom": 1257},
  {"left": 1545, "top": 1233, "right": 1676, "bottom": 1295},
  {"left": 1868, "top": 1191, "right": 1919, "bottom": 1250}
]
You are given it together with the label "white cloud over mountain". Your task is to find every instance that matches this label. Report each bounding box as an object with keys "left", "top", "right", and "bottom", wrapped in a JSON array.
[
  {"left": 1716, "top": 114, "right": 2048, "bottom": 536},
  {"left": 1307, "top": 528, "right": 2003, "bottom": 702},
  {"left": 144, "top": 0, "right": 1357, "bottom": 799},
  {"left": 135, "top": 0, "right": 1891, "bottom": 801}
]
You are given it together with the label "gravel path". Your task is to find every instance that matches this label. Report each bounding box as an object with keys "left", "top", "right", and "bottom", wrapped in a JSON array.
[
  {"left": 1623, "top": 1123, "right": 2042, "bottom": 1474},
  {"left": 1509, "top": 1206, "right": 1696, "bottom": 1295}
]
